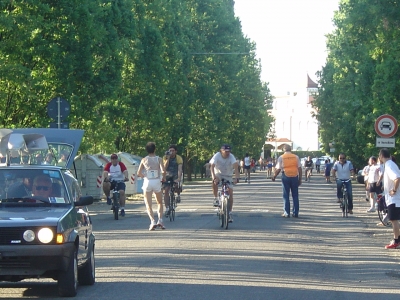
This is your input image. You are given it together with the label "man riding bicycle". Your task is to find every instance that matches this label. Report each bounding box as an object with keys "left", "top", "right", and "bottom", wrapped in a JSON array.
[
  {"left": 331, "top": 153, "right": 355, "bottom": 214},
  {"left": 210, "top": 144, "right": 240, "bottom": 223},
  {"left": 103, "top": 153, "right": 129, "bottom": 217},
  {"left": 304, "top": 156, "right": 313, "bottom": 182},
  {"left": 163, "top": 144, "right": 183, "bottom": 216}
]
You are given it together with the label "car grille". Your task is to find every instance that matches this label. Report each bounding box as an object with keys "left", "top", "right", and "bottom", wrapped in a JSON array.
[{"left": 0, "top": 227, "right": 56, "bottom": 245}]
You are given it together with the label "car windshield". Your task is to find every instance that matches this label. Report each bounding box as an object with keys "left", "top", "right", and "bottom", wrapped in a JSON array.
[
  {"left": 0, "top": 169, "right": 69, "bottom": 204},
  {"left": 2, "top": 144, "right": 73, "bottom": 167}
]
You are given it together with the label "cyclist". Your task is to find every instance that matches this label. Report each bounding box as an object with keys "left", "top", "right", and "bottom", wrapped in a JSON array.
[
  {"left": 137, "top": 142, "right": 166, "bottom": 230},
  {"left": 163, "top": 144, "right": 183, "bottom": 216},
  {"left": 210, "top": 144, "right": 240, "bottom": 223},
  {"left": 303, "top": 156, "right": 313, "bottom": 182},
  {"left": 315, "top": 157, "right": 321, "bottom": 174},
  {"left": 103, "top": 153, "right": 129, "bottom": 217},
  {"left": 331, "top": 153, "right": 355, "bottom": 214}
]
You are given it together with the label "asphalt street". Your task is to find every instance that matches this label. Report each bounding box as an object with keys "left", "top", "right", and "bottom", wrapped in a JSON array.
[{"left": 1, "top": 170, "right": 400, "bottom": 299}]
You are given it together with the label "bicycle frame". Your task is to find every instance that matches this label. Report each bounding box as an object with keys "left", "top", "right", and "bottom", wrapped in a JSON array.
[
  {"left": 339, "top": 179, "right": 350, "bottom": 218},
  {"left": 165, "top": 179, "right": 177, "bottom": 221},
  {"left": 217, "top": 179, "right": 230, "bottom": 229},
  {"left": 110, "top": 180, "right": 123, "bottom": 220}
]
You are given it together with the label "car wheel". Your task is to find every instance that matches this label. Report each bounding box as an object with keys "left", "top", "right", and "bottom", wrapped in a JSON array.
[
  {"left": 78, "top": 245, "right": 95, "bottom": 285},
  {"left": 58, "top": 248, "right": 78, "bottom": 297}
]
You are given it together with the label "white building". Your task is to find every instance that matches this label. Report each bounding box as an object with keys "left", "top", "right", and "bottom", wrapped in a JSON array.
[{"left": 266, "top": 75, "right": 319, "bottom": 153}]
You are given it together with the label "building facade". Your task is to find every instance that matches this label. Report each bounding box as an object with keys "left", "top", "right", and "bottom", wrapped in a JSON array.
[{"left": 266, "top": 75, "right": 319, "bottom": 154}]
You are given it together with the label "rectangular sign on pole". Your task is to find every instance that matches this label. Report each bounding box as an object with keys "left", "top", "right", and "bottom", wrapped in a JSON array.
[{"left": 376, "top": 137, "right": 395, "bottom": 148}]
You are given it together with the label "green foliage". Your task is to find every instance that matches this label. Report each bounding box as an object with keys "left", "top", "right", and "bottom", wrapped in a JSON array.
[
  {"left": 313, "top": 0, "right": 400, "bottom": 169},
  {"left": 0, "top": 0, "right": 273, "bottom": 179}
]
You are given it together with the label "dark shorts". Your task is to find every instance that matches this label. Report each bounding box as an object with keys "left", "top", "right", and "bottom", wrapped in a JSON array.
[
  {"left": 387, "top": 204, "right": 400, "bottom": 221},
  {"left": 324, "top": 169, "right": 331, "bottom": 176},
  {"left": 368, "top": 182, "right": 382, "bottom": 194},
  {"left": 244, "top": 165, "right": 250, "bottom": 170},
  {"left": 163, "top": 176, "right": 177, "bottom": 188},
  {"left": 110, "top": 181, "right": 126, "bottom": 191}
]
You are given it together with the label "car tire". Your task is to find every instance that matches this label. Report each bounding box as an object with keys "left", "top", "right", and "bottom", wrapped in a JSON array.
[
  {"left": 58, "top": 248, "right": 78, "bottom": 297},
  {"left": 78, "top": 245, "right": 95, "bottom": 286}
]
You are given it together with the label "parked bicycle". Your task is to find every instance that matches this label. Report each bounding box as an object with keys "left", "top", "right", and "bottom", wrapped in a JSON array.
[
  {"left": 216, "top": 179, "right": 230, "bottom": 229},
  {"left": 376, "top": 194, "right": 391, "bottom": 226},
  {"left": 339, "top": 179, "right": 351, "bottom": 218},
  {"left": 164, "top": 178, "right": 177, "bottom": 222}
]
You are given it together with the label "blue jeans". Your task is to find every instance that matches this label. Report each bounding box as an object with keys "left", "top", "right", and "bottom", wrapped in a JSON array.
[
  {"left": 281, "top": 174, "right": 299, "bottom": 216},
  {"left": 336, "top": 179, "right": 353, "bottom": 210}
]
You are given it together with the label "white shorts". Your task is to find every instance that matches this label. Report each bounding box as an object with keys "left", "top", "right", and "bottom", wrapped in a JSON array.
[
  {"left": 143, "top": 178, "right": 162, "bottom": 193},
  {"left": 215, "top": 174, "right": 234, "bottom": 189}
]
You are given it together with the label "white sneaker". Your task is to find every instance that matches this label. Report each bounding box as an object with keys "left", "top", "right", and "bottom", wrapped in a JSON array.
[
  {"left": 165, "top": 207, "right": 170, "bottom": 217},
  {"left": 149, "top": 221, "right": 157, "bottom": 231},
  {"left": 213, "top": 198, "right": 219, "bottom": 207},
  {"left": 366, "top": 208, "right": 376, "bottom": 213},
  {"left": 228, "top": 212, "right": 233, "bottom": 223}
]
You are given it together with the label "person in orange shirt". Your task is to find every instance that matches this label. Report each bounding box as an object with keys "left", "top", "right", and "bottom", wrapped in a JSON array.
[{"left": 272, "top": 144, "right": 302, "bottom": 217}]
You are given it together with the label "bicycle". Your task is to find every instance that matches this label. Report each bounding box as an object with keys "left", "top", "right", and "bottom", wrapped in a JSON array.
[
  {"left": 164, "top": 178, "right": 177, "bottom": 222},
  {"left": 339, "top": 179, "right": 351, "bottom": 218},
  {"left": 216, "top": 179, "right": 230, "bottom": 230},
  {"left": 376, "top": 194, "right": 391, "bottom": 227},
  {"left": 109, "top": 179, "right": 127, "bottom": 220}
]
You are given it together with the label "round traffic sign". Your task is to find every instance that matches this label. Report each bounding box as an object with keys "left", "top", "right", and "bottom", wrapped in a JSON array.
[
  {"left": 47, "top": 97, "right": 70, "bottom": 121},
  {"left": 375, "top": 114, "right": 398, "bottom": 138}
]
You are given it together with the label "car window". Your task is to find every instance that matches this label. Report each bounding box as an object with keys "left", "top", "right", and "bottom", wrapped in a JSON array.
[
  {"left": 0, "top": 169, "right": 68, "bottom": 203},
  {"left": 62, "top": 171, "right": 82, "bottom": 202}
]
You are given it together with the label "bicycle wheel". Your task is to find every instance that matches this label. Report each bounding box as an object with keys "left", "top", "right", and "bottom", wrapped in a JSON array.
[
  {"left": 219, "top": 197, "right": 224, "bottom": 228},
  {"left": 223, "top": 197, "right": 229, "bottom": 230},
  {"left": 378, "top": 208, "right": 391, "bottom": 227},
  {"left": 343, "top": 192, "right": 348, "bottom": 218},
  {"left": 113, "top": 193, "right": 119, "bottom": 220},
  {"left": 169, "top": 192, "right": 175, "bottom": 221}
]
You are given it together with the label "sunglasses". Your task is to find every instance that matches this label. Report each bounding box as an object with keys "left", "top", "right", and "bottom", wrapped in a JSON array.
[{"left": 34, "top": 185, "right": 51, "bottom": 191}]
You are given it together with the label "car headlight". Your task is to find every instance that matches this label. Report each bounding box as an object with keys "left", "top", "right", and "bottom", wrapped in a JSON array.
[
  {"left": 37, "top": 228, "right": 54, "bottom": 244},
  {"left": 23, "top": 230, "right": 35, "bottom": 242}
]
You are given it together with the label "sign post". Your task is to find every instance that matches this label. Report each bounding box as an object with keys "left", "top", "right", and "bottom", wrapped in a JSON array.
[
  {"left": 47, "top": 97, "right": 70, "bottom": 129},
  {"left": 375, "top": 114, "right": 398, "bottom": 148}
]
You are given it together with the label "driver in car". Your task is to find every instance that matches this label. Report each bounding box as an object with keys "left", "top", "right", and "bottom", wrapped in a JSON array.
[{"left": 32, "top": 175, "right": 53, "bottom": 198}]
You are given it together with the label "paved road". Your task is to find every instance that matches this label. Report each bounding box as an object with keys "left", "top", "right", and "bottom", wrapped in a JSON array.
[{"left": 1, "top": 171, "right": 399, "bottom": 299}]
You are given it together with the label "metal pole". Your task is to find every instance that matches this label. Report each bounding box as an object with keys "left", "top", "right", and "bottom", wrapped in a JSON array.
[{"left": 57, "top": 97, "right": 61, "bottom": 129}]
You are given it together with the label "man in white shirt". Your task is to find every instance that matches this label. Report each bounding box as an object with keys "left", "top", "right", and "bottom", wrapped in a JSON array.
[
  {"left": 379, "top": 148, "right": 400, "bottom": 249},
  {"left": 210, "top": 144, "right": 240, "bottom": 223}
]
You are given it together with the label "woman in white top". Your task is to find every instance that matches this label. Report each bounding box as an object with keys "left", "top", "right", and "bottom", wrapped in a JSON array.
[
  {"left": 366, "top": 156, "right": 383, "bottom": 212},
  {"left": 137, "top": 142, "right": 166, "bottom": 230}
]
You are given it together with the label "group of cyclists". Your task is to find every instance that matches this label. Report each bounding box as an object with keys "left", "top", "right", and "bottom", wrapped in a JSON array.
[
  {"left": 103, "top": 144, "right": 183, "bottom": 230},
  {"left": 101, "top": 144, "right": 400, "bottom": 249}
]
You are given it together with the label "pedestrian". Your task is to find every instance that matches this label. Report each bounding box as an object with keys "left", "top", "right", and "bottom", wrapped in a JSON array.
[
  {"left": 137, "top": 142, "right": 166, "bottom": 230},
  {"left": 324, "top": 159, "right": 332, "bottom": 183},
  {"left": 361, "top": 162, "right": 370, "bottom": 202},
  {"left": 365, "top": 156, "right": 383, "bottom": 213},
  {"left": 272, "top": 144, "right": 302, "bottom": 218},
  {"left": 244, "top": 153, "right": 251, "bottom": 183},
  {"left": 266, "top": 157, "right": 273, "bottom": 179},
  {"left": 378, "top": 148, "right": 400, "bottom": 249}
]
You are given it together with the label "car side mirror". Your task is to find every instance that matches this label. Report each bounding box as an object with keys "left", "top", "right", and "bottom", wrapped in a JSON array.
[{"left": 75, "top": 196, "right": 94, "bottom": 206}]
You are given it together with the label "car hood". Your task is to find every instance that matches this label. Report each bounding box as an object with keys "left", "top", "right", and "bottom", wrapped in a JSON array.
[{"left": 0, "top": 206, "right": 72, "bottom": 227}]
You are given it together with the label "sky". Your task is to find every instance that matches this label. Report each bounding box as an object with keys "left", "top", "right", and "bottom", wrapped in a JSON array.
[{"left": 233, "top": 0, "right": 340, "bottom": 96}]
